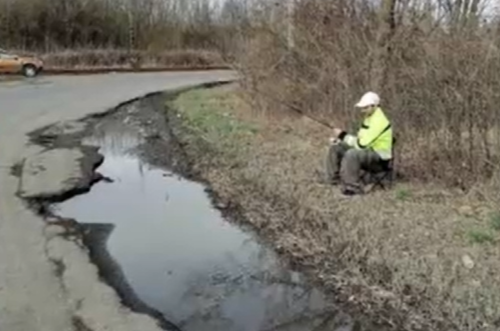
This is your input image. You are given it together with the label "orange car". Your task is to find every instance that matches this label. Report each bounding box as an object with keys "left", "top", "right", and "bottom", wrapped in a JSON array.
[{"left": 0, "top": 49, "right": 43, "bottom": 78}]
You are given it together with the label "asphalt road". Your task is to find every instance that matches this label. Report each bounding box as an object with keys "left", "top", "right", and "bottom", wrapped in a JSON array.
[{"left": 0, "top": 71, "right": 235, "bottom": 331}]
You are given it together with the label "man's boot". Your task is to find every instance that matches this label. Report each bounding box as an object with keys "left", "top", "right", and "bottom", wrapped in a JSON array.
[{"left": 315, "top": 169, "right": 340, "bottom": 185}]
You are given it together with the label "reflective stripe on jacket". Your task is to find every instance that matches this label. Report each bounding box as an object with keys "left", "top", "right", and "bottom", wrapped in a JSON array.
[{"left": 342, "top": 107, "right": 393, "bottom": 160}]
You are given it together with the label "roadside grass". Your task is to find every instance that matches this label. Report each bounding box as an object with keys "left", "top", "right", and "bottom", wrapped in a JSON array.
[
  {"left": 171, "top": 85, "right": 500, "bottom": 331},
  {"left": 467, "top": 229, "right": 496, "bottom": 245},
  {"left": 395, "top": 188, "right": 412, "bottom": 201},
  {"left": 490, "top": 212, "right": 500, "bottom": 231},
  {"left": 172, "top": 88, "right": 259, "bottom": 163}
]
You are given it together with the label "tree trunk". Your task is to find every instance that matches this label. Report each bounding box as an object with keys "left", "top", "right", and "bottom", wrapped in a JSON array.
[{"left": 370, "top": 0, "right": 397, "bottom": 92}]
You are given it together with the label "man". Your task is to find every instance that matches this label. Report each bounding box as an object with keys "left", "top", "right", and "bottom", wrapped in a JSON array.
[{"left": 324, "top": 91, "right": 393, "bottom": 196}]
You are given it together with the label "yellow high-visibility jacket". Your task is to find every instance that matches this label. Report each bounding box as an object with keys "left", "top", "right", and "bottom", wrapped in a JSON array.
[{"left": 340, "top": 107, "right": 393, "bottom": 160}]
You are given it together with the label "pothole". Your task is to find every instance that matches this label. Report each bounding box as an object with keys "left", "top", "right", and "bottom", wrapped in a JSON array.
[{"left": 45, "top": 94, "right": 355, "bottom": 331}]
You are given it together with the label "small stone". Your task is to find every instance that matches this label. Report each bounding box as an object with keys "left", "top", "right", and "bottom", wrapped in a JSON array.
[
  {"left": 290, "top": 272, "right": 301, "bottom": 284},
  {"left": 215, "top": 201, "right": 228, "bottom": 209},
  {"left": 458, "top": 205, "right": 474, "bottom": 217},
  {"left": 462, "top": 254, "right": 475, "bottom": 269},
  {"left": 426, "top": 253, "right": 438, "bottom": 260},
  {"left": 374, "top": 289, "right": 396, "bottom": 299},
  {"left": 471, "top": 280, "right": 481, "bottom": 287},
  {"left": 45, "top": 216, "right": 61, "bottom": 223}
]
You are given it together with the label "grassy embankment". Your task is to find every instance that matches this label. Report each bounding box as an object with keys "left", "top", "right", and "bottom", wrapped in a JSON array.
[{"left": 171, "top": 85, "right": 500, "bottom": 331}]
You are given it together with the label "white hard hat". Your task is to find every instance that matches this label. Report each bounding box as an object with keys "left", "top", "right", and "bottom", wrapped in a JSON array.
[{"left": 355, "top": 92, "right": 380, "bottom": 108}]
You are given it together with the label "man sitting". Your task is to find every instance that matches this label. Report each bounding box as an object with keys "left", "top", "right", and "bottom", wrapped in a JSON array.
[{"left": 324, "top": 91, "right": 393, "bottom": 196}]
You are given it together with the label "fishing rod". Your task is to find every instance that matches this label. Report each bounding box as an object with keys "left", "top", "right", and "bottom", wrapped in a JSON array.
[
  {"left": 252, "top": 87, "right": 335, "bottom": 130},
  {"left": 221, "top": 49, "right": 335, "bottom": 131},
  {"left": 223, "top": 58, "right": 336, "bottom": 131}
]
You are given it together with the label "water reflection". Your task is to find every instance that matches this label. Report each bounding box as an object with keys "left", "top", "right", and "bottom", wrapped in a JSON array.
[{"left": 54, "top": 109, "right": 341, "bottom": 331}]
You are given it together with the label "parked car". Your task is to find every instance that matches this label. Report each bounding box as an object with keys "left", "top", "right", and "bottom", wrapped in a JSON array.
[{"left": 0, "top": 49, "right": 43, "bottom": 78}]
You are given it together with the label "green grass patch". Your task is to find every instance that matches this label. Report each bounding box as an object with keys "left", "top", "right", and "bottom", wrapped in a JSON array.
[
  {"left": 395, "top": 188, "right": 412, "bottom": 201},
  {"left": 172, "top": 88, "right": 259, "bottom": 157},
  {"left": 489, "top": 212, "right": 500, "bottom": 231},
  {"left": 467, "top": 229, "right": 495, "bottom": 245}
]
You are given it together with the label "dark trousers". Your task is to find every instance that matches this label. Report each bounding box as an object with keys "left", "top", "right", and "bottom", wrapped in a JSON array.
[{"left": 325, "top": 143, "right": 384, "bottom": 191}]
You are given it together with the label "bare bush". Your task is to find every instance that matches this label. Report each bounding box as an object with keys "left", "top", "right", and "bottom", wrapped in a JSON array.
[
  {"left": 35, "top": 49, "right": 224, "bottom": 70},
  {"left": 239, "top": 0, "right": 500, "bottom": 186}
]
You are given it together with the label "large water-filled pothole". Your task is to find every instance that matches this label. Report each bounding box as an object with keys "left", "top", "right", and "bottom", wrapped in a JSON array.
[{"left": 53, "top": 97, "right": 353, "bottom": 331}]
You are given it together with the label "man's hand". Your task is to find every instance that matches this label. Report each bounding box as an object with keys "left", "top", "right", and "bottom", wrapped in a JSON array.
[{"left": 329, "top": 137, "right": 340, "bottom": 145}]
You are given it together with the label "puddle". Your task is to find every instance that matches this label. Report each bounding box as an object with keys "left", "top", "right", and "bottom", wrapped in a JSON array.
[{"left": 54, "top": 101, "right": 350, "bottom": 331}]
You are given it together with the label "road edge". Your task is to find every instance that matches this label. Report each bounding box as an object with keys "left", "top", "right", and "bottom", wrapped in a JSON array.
[{"left": 15, "top": 80, "right": 235, "bottom": 331}]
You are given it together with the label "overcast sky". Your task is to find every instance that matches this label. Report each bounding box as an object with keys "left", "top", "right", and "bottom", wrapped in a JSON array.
[{"left": 208, "top": 0, "right": 498, "bottom": 18}]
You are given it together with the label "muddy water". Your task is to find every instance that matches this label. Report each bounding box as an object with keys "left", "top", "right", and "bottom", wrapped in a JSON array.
[{"left": 54, "top": 102, "right": 353, "bottom": 331}]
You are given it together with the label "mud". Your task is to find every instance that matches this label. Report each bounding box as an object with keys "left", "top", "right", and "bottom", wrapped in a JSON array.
[{"left": 27, "top": 90, "right": 359, "bottom": 331}]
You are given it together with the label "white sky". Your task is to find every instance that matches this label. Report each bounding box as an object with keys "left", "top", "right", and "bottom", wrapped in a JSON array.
[{"left": 209, "top": 0, "right": 498, "bottom": 18}]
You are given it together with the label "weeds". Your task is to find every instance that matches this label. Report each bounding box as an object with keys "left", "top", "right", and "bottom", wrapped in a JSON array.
[
  {"left": 38, "top": 49, "right": 223, "bottom": 71},
  {"left": 173, "top": 88, "right": 258, "bottom": 159},
  {"left": 465, "top": 211, "right": 500, "bottom": 245},
  {"left": 395, "top": 189, "right": 411, "bottom": 201},
  {"left": 489, "top": 213, "right": 500, "bottom": 231},
  {"left": 238, "top": 0, "right": 500, "bottom": 187},
  {"left": 173, "top": 87, "right": 500, "bottom": 331},
  {"left": 468, "top": 229, "right": 495, "bottom": 245}
]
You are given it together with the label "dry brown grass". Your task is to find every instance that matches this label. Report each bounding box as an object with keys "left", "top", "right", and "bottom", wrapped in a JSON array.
[
  {"left": 173, "top": 85, "right": 500, "bottom": 331},
  {"left": 237, "top": 0, "right": 500, "bottom": 187},
  {"left": 33, "top": 49, "right": 225, "bottom": 70}
]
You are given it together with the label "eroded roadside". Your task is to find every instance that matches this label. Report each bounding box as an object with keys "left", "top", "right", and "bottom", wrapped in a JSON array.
[
  {"left": 25, "top": 93, "right": 197, "bottom": 331},
  {"left": 18, "top": 87, "right": 359, "bottom": 331},
  {"left": 15, "top": 94, "right": 186, "bottom": 331}
]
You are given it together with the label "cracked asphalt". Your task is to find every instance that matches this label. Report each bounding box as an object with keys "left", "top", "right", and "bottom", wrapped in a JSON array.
[{"left": 0, "top": 71, "right": 234, "bottom": 331}]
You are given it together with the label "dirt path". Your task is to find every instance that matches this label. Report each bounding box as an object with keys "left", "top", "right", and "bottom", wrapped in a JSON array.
[{"left": 0, "top": 71, "right": 234, "bottom": 331}]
